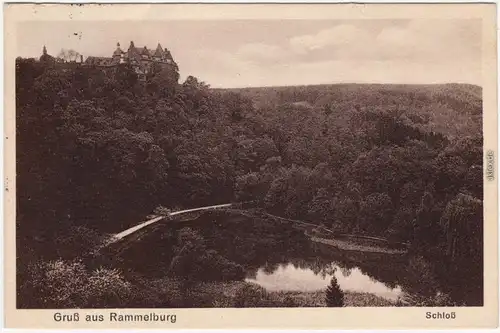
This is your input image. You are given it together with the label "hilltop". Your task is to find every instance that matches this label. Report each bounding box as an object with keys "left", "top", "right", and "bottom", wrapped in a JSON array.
[{"left": 217, "top": 83, "right": 482, "bottom": 139}]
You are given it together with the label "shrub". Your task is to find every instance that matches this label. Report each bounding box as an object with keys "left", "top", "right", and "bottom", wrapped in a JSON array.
[
  {"left": 19, "top": 260, "right": 89, "bottom": 308},
  {"left": 212, "top": 298, "right": 234, "bottom": 308},
  {"left": 85, "top": 267, "right": 132, "bottom": 308},
  {"left": 154, "top": 205, "right": 172, "bottom": 216},
  {"left": 53, "top": 225, "right": 111, "bottom": 259},
  {"left": 170, "top": 229, "right": 245, "bottom": 283},
  {"left": 128, "top": 277, "right": 184, "bottom": 308},
  {"left": 18, "top": 259, "right": 133, "bottom": 308},
  {"left": 406, "top": 255, "right": 439, "bottom": 296},
  {"left": 402, "top": 291, "right": 458, "bottom": 307},
  {"left": 234, "top": 284, "right": 275, "bottom": 307},
  {"left": 282, "top": 295, "right": 298, "bottom": 307},
  {"left": 202, "top": 251, "right": 246, "bottom": 281}
]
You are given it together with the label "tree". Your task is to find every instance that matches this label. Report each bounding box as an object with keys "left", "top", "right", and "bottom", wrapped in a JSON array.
[
  {"left": 440, "top": 193, "right": 482, "bottom": 265},
  {"left": 15, "top": 55, "right": 484, "bottom": 307},
  {"left": 57, "top": 48, "right": 82, "bottom": 62},
  {"left": 169, "top": 227, "right": 244, "bottom": 282},
  {"left": 325, "top": 274, "right": 344, "bottom": 307},
  {"left": 235, "top": 172, "right": 270, "bottom": 202},
  {"left": 183, "top": 75, "right": 210, "bottom": 90},
  {"left": 235, "top": 136, "right": 279, "bottom": 174},
  {"left": 147, "top": 66, "right": 179, "bottom": 97},
  {"left": 358, "top": 192, "right": 394, "bottom": 234},
  {"left": 411, "top": 192, "right": 442, "bottom": 252}
]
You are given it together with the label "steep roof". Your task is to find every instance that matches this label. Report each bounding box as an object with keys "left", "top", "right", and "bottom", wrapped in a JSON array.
[
  {"left": 140, "top": 46, "right": 150, "bottom": 56},
  {"left": 164, "top": 49, "right": 173, "bottom": 60},
  {"left": 39, "top": 53, "right": 55, "bottom": 63},
  {"left": 85, "top": 56, "right": 115, "bottom": 67},
  {"left": 128, "top": 46, "right": 152, "bottom": 54},
  {"left": 153, "top": 43, "right": 164, "bottom": 57},
  {"left": 125, "top": 41, "right": 173, "bottom": 61}
]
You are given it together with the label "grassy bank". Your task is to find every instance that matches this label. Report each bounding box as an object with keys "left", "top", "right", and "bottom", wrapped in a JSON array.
[
  {"left": 190, "top": 281, "right": 396, "bottom": 307},
  {"left": 268, "top": 289, "right": 396, "bottom": 307},
  {"left": 19, "top": 257, "right": 402, "bottom": 308},
  {"left": 309, "top": 236, "right": 407, "bottom": 255}
]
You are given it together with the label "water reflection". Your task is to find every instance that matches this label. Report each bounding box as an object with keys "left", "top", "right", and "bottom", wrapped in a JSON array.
[
  {"left": 246, "top": 262, "right": 403, "bottom": 300},
  {"left": 170, "top": 213, "right": 446, "bottom": 304}
]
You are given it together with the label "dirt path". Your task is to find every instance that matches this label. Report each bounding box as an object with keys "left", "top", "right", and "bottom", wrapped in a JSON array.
[{"left": 110, "top": 203, "right": 233, "bottom": 242}]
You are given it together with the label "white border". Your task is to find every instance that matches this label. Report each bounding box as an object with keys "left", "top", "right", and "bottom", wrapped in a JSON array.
[{"left": 1, "top": 1, "right": 498, "bottom": 332}]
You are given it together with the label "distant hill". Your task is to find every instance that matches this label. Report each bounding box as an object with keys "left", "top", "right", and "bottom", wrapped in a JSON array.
[{"left": 216, "top": 83, "right": 482, "bottom": 139}]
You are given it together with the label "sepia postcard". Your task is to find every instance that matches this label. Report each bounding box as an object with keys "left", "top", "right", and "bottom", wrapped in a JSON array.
[{"left": 3, "top": 2, "right": 499, "bottom": 329}]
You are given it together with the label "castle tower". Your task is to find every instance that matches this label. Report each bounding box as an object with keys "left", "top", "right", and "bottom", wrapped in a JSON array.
[
  {"left": 113, "top": 42, "right": 122, "bottom": 54},
  {"left": 141, "top": 46, "right": 150, "bottom": 59},
  {"left": 153, "top": 43, "right": 164, "bottom": 60},
  {"left": 39, "top": 45, "right": 55, "bottom": 64},
  {"left": 124, "top": 41, "right": 138, "bottom": 65},
  {"left": 112, "top": 42, "right": 123, "bottom": 63}
]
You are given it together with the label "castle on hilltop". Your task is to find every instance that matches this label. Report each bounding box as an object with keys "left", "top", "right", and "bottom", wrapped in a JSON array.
[
  {"left": 39, "top": 41, "right": 178, "bottom": 81},
  {"left": 85, "top": 41, "right": 178, "bottom": 81}
]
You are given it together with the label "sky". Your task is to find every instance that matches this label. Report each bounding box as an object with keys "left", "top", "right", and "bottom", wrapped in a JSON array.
[{"left": 17, "top": 19, "right": 482, "bottom": 88}]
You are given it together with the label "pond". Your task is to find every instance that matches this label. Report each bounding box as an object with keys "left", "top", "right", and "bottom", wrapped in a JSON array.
[
  {"left": 245, "top": 262, "right": 403, "bottom": 300},
  {"left": 125, "top": 211, "right": 464, "bottom": 305},
  {"left": 185, "top": 211, "right": 438, "bottom": 303}
]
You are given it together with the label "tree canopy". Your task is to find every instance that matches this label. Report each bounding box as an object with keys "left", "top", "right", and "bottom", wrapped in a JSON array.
[{"left": 16, "top": 57, "right": 483, "bottom": 306}]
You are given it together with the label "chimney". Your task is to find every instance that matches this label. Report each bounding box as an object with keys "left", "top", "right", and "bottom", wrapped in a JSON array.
[{"left": 80, "top": 55, "right": 83, "bottom": 63}]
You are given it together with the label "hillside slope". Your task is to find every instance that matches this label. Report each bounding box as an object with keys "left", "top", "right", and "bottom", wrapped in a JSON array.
[{"left": 218, "top": 83, "right": 482, "bottom": 139}]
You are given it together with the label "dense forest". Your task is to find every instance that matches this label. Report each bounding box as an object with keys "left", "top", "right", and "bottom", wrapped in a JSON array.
[{"left": 16, "top": 57, "right": 483, "bottom": 307}]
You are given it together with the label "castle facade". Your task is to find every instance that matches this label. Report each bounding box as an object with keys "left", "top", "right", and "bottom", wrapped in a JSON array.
[
  {"left": 84, "top": 41, "right": 178, "bottom": 80},
  {"left": 39, "top": 41, "right": 178, "bottom": 81}
]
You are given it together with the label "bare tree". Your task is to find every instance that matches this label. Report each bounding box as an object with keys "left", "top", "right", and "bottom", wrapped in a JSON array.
[{"left": 57, "top": 49, "right": 82, "bottom": 63}]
